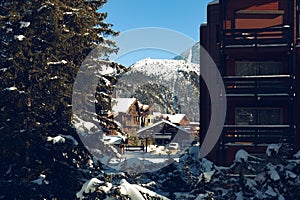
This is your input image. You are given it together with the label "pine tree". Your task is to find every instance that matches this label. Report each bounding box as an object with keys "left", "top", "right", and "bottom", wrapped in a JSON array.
[{"left": 0, "top": 0, "right": 120, "bottom": 198}]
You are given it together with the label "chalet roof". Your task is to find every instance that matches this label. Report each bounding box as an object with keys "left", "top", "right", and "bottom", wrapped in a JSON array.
[
  {"left": 103, "top": 135, "right": 124, "bottom": 145},
  {"left": 137, "top": 120, "right": 190, "bottom": 135},
  {"left": 138, "top": 101, "right": 150, "bottom": 112},
  {"left": 112, "top": 98, "right": 137, "bottom": 114},
  {"left": 163, "top": 114, "right": 190, "bottom": 125}
]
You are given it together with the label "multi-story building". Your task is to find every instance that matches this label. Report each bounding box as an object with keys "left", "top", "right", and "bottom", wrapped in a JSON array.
[{"left": 200, "top": 0, "right": 300, "bottom": 165}]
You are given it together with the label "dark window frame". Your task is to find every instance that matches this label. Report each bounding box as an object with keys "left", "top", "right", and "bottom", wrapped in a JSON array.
[{"left": 235, "top": 107, "right": 282, "bottom": 125}]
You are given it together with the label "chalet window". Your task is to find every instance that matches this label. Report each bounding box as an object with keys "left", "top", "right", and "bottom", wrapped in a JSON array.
[
  {"left": 235, "top": 108, "right": 281, "bottom": 125},
  {"left": 235, "top": 61, "right": 282, "bottom": 76}
]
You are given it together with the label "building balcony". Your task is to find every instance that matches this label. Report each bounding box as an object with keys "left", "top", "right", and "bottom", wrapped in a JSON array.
[
  {"left": 224, "top": 75, "right": 292, "bottom": 95},
  {"left": 222, "top": 124, "right": 293, "bottom": 145},
  {"left": 223, "top": 25, "right": 291, "bottom": 47}
]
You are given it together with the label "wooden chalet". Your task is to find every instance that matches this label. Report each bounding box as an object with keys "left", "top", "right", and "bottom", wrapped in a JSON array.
[
  {"left": 112, "top": 98, "right": 152, "bottom": 136},
  {"left": 137, "top": 120, "right": 191, "bottom": 147},
  {"left": 201, "top": 0, "right": 300, "bottom": 165}
]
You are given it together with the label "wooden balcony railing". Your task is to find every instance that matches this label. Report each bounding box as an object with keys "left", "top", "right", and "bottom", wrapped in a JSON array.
[
  {"left": 222, "top": 125, "right": 292, "bottom": 145},
  {"left": 223, "top": 26, "right": 291, "bottom": 47},
  {"left": 224, "top": 75, "right": 292, "bottom": 94}
]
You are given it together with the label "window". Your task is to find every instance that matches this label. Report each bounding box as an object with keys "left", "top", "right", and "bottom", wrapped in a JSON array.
[
  {"left": 235, "top": 61, "right": 282, "bottom": 76},
  {"left": 235, "top": 108, "right": 281, "bottom": 125}
]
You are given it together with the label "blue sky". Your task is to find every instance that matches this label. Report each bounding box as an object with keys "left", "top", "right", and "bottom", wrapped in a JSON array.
[{"left": 102, "top": 0, "right": 211, "bottom": 66}]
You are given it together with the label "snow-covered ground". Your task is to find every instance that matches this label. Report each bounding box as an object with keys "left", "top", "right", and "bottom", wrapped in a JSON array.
[{"left": 104, "top": 150, "right": 181, "bottom": 174}]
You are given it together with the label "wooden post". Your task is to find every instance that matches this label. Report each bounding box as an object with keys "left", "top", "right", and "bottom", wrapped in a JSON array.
[{"left": 145, "top": 138, "right": 148, "bottom": 153}]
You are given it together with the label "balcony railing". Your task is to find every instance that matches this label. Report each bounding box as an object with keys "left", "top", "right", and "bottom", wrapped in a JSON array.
[
  {"left": 223, "top": 26, "right": 291, "bottom": 47},
  {"left": 224, "top": 75, "right": 292, "bottom": 94},
  {"left": 222, "top": 125, "right": 292, "bottom": 145}
]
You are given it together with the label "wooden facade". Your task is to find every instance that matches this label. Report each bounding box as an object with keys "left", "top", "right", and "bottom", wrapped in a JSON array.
[
  {"left": 201, "top": 0, "right": 300, "bottom": 165},
  {"left": 112, "top": 98, "right": 152, "bottom": 136}
]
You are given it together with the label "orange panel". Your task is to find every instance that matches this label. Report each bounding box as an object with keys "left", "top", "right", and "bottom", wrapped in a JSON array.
[{"left": 235, "top": 16, "right": 283, "bottom": 29}]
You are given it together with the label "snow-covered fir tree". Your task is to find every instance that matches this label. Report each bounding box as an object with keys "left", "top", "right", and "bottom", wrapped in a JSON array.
[{"left": 0, "top": 0, "right": 122, "bottom": 198}]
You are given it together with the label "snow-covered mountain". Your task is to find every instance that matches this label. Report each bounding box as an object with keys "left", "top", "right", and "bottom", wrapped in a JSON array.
[
  {"left": 130, "top": 58, "right": 199, "bottom": 79},
  {"left": 174, "top": 42, "right": 200, "bottom": 64},
  {"left": 115, "top": 58, "right": 200, "bottom": 121}
]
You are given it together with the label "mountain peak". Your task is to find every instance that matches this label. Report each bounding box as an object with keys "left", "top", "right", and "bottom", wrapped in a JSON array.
[{"left": 173, "top": 42, "right": 200, "bottom": 64}]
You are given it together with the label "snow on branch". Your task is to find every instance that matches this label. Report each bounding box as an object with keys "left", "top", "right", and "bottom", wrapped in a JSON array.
[
  {"left": 14, "top": 35, "right": 26, "bottom": 41},
  {"left": 119, "top": 179, "right": 170, "bottom": 200},
  {"left": 47, "top": 60, "right": 68, "bottom": 66},
  {"left": 46, "top": 135, "right": 65, "bottom": 144},
  {"left": 76, "top": 178, "right": 104, "bottom": 200},
  {"left": 20, "top": 21, "right": 30, "bottom": 28}
]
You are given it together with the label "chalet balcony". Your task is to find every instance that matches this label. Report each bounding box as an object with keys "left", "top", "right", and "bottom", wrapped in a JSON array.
[
  {"left": 224, "top": 75, "right": 292, "bottom": 95},
  {"left": 222, "top": 125, "right": 293, "bottom": 145},
  {"left": 223, "top": 26, "right": 291, "bottom": 47}
]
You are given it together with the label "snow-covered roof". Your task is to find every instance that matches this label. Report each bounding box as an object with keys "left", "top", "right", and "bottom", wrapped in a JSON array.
[
  {"left": 138, "top": 101, "right": 150, "bottom": 111},
  {"left": 142, "top": 104, "right": 150, "bottom": 111},
  {"left": 112, "top": 98, "right": 137, "bottom": 114},
  {"left": 137, "top": 120, "right": 190, "bottom": 135},
  {"left": 103, "top": 135, "right": 125, "bottom": 145},
  {"left": 163, "top": 114, "right": 190, "bottom": 125}
]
